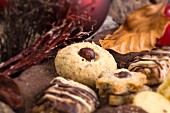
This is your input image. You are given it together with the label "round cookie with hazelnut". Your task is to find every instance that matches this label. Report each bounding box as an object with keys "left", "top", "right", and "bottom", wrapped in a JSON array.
[{"left": 55, "top": 42, "right": 117, "bottom": 88}]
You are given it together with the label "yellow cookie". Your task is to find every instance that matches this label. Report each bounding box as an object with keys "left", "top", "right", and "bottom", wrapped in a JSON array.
[
  {"left": 158, "top": 70, "right": 170, "bottom": 101},
  {"left": 133, "top": 91, "right": 170, "bottom": 113}
]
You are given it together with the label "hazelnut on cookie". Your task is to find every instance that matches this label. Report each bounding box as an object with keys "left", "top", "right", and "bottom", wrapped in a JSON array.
[{"left": 55, "top": 42, "right": 117, "bottom": 88}]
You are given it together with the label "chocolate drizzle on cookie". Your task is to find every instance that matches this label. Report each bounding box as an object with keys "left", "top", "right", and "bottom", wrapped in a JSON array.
[
  {"left": 128, "top": 55, "right": 170, "bottom": 85},
  {"left": 33, "top": 77, "right": 99, "bottom": 113}
]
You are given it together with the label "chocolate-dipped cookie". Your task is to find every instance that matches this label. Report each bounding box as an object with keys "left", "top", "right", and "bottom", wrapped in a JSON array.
[
  {"left": 14, "top": 61, "right": 56, "bottom": 113},
  {"left": 0, "top": 76, "right": 24, "bottom": 113},
  {"left": 128, "top": 54, "right": 170, "bottom": 85},
  {"left": 32, "top": 77, "right": 99, "bottom": 113}
]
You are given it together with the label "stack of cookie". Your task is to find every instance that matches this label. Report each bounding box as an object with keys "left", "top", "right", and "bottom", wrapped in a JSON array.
[{"left": 96, "top": 68, "right": 150, "bottom": 106}]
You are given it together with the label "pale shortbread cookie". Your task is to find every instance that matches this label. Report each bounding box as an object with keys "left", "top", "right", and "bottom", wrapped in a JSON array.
[
  {"left": 133, "top": 91, "right": 170, "bottom": 113},
  {"left": 158, "top": 70, "right": 170, "bottom": 101},
  {"left": 55, "top": 42, "right": 117, "bottom": 88}
]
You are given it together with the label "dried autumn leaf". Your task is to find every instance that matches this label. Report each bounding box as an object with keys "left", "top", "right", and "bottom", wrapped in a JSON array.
[{"left": 99, "top": 0, "right": 169, "bottom": 54}]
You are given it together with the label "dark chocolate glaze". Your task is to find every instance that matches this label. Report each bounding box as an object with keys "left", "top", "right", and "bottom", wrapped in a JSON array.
[
  {"left": 52, "top": 79, "right": 99, "bottom": 105},
  {"left": 94, "top": 104, "right": 148, "bottom": 113},
  {"left": 129, "top": 56, "right": 162, "bottom": 78},
  {"left": 128, "top": 54, "right": 170, "bottom": 85},
  {"left": 0, "top": 76, "right": 24, "bottom": 113},
  {"left": 114, "top": 104, "right": 148, "bottom": 113}
]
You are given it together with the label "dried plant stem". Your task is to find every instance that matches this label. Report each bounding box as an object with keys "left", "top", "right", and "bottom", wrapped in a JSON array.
[{"left": 0, "top": 1, "right": 95, "bottom": 77}]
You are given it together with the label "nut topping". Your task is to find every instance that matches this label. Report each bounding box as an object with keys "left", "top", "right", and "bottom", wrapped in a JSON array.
[
  {"left": 114, "top": 71, "right": 131, "bottom": 78},
  {"left": 78, "top": 48, "right": 95, "bottom": 61}
]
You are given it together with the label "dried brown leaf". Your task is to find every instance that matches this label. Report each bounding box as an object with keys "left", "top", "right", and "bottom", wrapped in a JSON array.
[{"left": 99, "top": 0, "right": 169, "bottom": 54}]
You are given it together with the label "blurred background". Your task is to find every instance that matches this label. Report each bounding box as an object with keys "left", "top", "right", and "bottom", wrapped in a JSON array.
[{"left": 0, "top": 0, "right": 167, "bottom": 62}]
